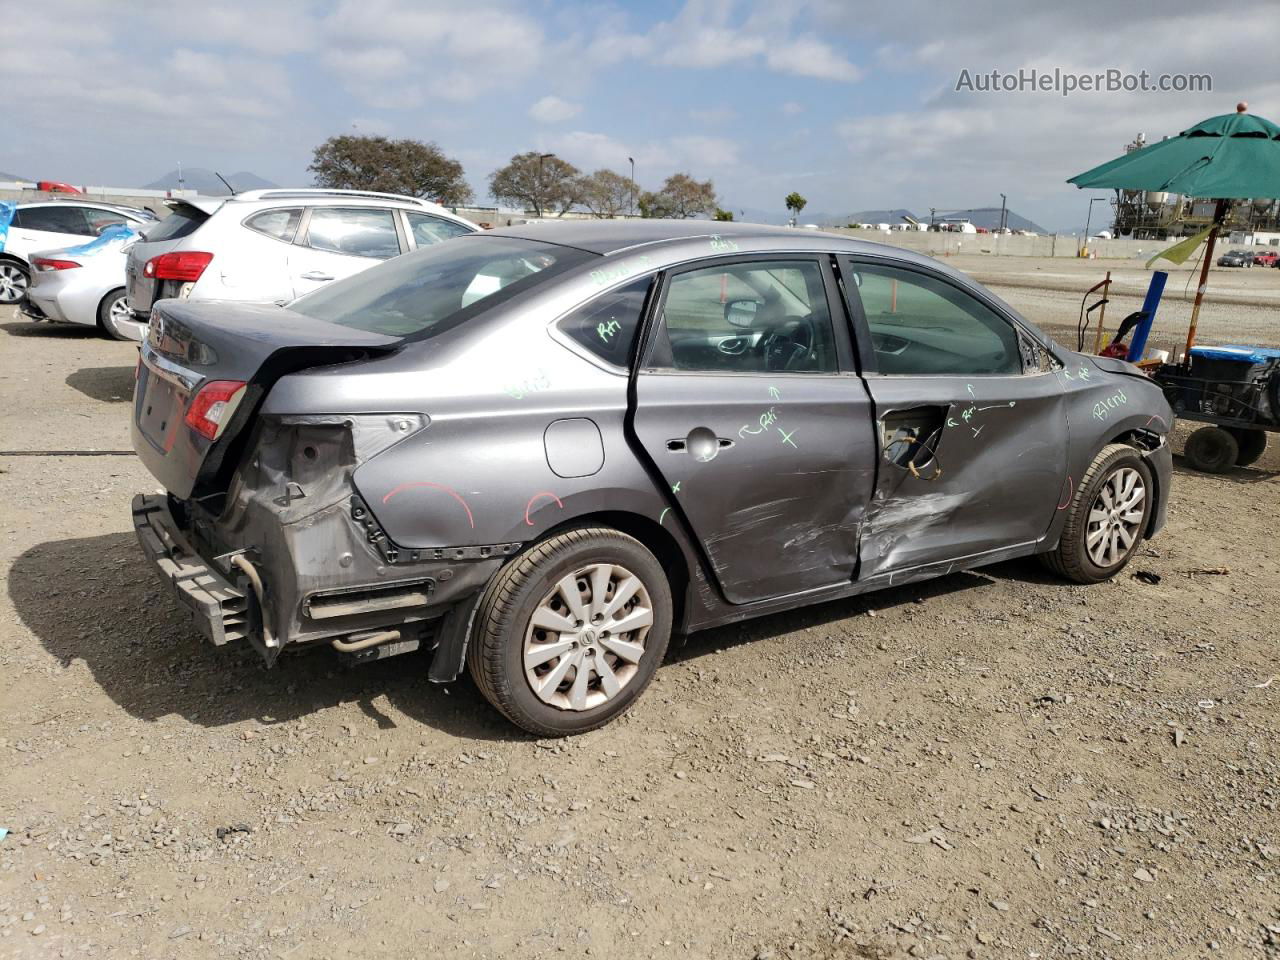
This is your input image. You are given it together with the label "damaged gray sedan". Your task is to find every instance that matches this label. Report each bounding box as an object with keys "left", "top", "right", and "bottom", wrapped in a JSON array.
[{"left": 130, "top": 221, "right": 1173, "bottom": 735}]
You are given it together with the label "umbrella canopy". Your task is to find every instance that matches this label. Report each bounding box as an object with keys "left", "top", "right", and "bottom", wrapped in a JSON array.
[{"left": 1068, "top": 108, "right": 1280, "bottom": 198}]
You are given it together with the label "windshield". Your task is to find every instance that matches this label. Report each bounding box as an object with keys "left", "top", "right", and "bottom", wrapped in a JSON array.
[{"left": 288, "top": 236, "right": 594, "bottom": 338}]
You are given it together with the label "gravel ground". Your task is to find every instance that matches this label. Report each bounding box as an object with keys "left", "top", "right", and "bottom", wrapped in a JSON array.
[{"left": 1, "top": 268, "right": 1278, "bottom": 960}]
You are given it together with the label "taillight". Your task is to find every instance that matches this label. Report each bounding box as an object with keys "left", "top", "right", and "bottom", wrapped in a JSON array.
[
  {"left": 185, "top": 380, "right": 247, "bottom": 441},
  {"left": 33, "top": 257, "right": 81, "bottom": 271},
  {"left": 144, "top": 251, "right": 213, "bottom": 282}
]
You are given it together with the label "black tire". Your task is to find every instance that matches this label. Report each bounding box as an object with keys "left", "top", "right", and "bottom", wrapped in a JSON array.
[
  {"left": 1227, "top": 427, "right": 1267, "bottom": 467},
  {"left": 1184, "top": 426, "right": 1239, "bottom": 473},
  {"left": 0, "top": 259, "right": 30, "bottom": 305},
  {"left": 466, "top": 526, "right": 672, "bottom": 737},
  {"left": 97, "top": 289, "right": 135, "bottom": 340},
  {"left": 1041, "top": 443, "right": 1154, "bottom": 584}
]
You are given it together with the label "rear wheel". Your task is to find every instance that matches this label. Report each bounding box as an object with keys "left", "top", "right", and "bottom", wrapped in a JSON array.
[
  {"left": 1042, "top": 444, "right": 1153, "bottom": 584},
  {"left": 1183, "top": 426, "right": 1238, "bottom": 473},
  {"left": 0, "top": 261, "right": 29, "bottom": 304},
  {"left": 98, "top": 289, "right": 143, "bottom": 340},
  {"left": 1227, "top": 427, "right": 1267, "bottom": 467},
  {"left": 467, "top": 527, "right": 672, "bottom": 737}
]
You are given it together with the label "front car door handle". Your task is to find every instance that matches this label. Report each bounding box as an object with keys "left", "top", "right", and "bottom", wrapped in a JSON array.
[{"left": 300, "top": 271, "right": 334, "bottom": 281}]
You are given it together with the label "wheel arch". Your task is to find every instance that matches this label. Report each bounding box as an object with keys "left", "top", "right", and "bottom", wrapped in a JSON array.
[
  {"left": 0, "top": 252, "right": 30, "bottom": 267},
  {"left": 540, "top": 509, "right": 691, "bottom": 633}
]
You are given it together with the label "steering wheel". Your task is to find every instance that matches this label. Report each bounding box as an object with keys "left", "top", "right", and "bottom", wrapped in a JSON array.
[{"left": 762, "top": 317, "right": 815, "bottom": 371}]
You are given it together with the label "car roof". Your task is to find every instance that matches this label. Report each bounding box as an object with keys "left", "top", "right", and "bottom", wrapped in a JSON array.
[{"left": 484, "top": 219, "right": 818, "bottom": 255}]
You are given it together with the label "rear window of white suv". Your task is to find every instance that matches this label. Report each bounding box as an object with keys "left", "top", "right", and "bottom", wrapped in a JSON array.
[{"left": 143, "top": 203, "right": 209, "bottom": 242}]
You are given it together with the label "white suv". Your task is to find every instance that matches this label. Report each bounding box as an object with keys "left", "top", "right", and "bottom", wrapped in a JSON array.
[
  {"left": 124, "top": 189, "right": 478, "bottom": 332},
  {"left": 0, "top": 200, "right": 155, "bottom": 304}
]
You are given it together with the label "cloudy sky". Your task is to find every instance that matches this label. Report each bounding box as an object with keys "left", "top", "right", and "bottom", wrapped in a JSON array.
[{"left": 3, "top": 0, "right": 1274, "bottom": 229}]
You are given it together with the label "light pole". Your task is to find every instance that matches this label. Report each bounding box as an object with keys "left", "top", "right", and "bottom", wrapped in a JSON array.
[
  {"left": 628, "top": 156, "right": 635, "bottom": 217},
  {"left": 1081, "top": 196, "right": 1108, "bottom": 254},
  {"left": 999, "top": 193, "right": 1007, "bottom": 232},
  {"left": 536, "top": 153, "right": 553, "bottom": 217}
]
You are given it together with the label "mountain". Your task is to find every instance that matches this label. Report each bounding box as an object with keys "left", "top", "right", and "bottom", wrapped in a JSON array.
[
  {"left": 143, "top": 168, "right": 278, "bottom": 195},
  {"left": 0, "top": 170, "right": 28, "bottom": 182}
]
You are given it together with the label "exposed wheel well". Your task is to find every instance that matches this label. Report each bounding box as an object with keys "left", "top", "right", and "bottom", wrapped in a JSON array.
[
  {"left": 0, "top": 253, "right": 29, "bottom": 268},
  {"left": 1105, "top": 428, "right": 1165, "bottom": 537},
  {"left": 542, "top": 510, "right": 691, "bottom": 632}
]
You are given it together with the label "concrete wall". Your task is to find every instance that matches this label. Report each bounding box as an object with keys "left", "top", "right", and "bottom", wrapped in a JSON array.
[
  {"left": 820, "top": 227, "right": 1180, "bottom": 261},
  {"left": 0, "top": 185, "right": 175, "bottom": 215}
]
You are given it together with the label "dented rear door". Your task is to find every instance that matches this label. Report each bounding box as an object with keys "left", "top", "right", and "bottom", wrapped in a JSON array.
[
  {"left": 630, "top": 255, "right": 877, "bottom": 605},
  {"left": 840, "top": 256, "right": 1067, "bottom": 578}
]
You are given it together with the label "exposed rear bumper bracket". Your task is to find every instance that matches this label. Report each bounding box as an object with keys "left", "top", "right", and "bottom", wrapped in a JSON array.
[{"left": 132, "top": 494, "right": 250, "bottom": 646}]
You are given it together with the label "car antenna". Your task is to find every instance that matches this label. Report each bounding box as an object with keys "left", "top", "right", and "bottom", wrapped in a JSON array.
[{"left": 214, "top": 171, "right": 237, "bottom": 196}]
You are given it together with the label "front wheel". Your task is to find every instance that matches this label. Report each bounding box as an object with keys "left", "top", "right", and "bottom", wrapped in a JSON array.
[
  {"left": 1042, "top": 444, "right": 1153, "bottom": 584},
  {"left": 466, "top": 527, "right": 672, "bottom": 736}
]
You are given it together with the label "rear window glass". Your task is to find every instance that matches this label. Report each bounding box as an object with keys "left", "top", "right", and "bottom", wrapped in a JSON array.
[
  {"left": 244, "top": 208, "right": 301, "bottom": 242},
  {"left": 144, "top": 204, "right": 209, "bottom": 242},
  {"left": 558, "top": 277, "right": 652, "bottom": 367},
  {"left": 289, "top": 235, "right": 593, "bottom": 339}
]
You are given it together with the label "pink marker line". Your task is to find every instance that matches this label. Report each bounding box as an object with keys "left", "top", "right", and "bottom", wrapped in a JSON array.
[
  {"left": 1056, "top": 475, "right": 1074, "bottom": 511},
  {"left": 524, "top": 491, "right": 564, "bottom": 526},
  {"left": 381, "top": 481, "right": 475, "bottom": 529}
]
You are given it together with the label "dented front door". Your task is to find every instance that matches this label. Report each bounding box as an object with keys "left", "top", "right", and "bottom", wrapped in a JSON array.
[{"left": 841, "top": 257, "right": 1068, "bottom": 578}]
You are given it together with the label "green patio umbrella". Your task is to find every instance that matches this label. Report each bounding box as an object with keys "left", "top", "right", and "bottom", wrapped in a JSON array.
[{"left": 1068, "top": 103, "right": 1280, "bottom": 357}]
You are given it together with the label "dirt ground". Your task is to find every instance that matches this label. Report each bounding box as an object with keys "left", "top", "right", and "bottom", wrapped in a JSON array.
[{"left": 2, "top": 260, "right": 1278, "bottom": 960}]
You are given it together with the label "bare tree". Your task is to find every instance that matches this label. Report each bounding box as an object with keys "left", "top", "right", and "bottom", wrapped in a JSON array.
[
  {"left": 488, "top": 152, "right": 581, "bottom": 217},
  {"left": 577, "top": 169, "right": 639, "bottom": 218},
  {"left": 638, "top": 173, "right": 718, "bottom": 219}
]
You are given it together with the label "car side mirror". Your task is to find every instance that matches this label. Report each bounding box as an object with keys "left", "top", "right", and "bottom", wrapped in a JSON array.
[{"left": 724, "top": 298, "right": 760, "bottom": 328}]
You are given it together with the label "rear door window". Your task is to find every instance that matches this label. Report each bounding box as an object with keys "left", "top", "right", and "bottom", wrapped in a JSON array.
[
  {"left": 244, "top": 208, "right": 302, "bottom": 243},
  {"left": 303, "top": 207, "right": 402, "bottom": 260},
  {"left": 14, "top": 206, "right": 92, "bottom": 235},
  {"left": 557, "top": 277, "right": 652, "bottom": 368},
  {"left": 406, "top": 212, "right": 474, "bottom": 247}
]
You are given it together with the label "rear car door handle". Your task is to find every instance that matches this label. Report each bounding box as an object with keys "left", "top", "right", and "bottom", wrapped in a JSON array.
[
  {"left": 300, "top": 271, "right": 334, "bottom": 281},
  {"left": 667, "top": 429, "right": 734, "bottom": 461}
]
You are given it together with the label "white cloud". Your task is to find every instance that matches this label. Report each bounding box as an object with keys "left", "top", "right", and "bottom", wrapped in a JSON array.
[
  {"left": 538, "top": 130, "right": 740, "bottom": 185},
  {"left": 529, "top": 96, "right": 583, "bottom": 124},
  {"left": 781, "top": 101, "right": 806, "bottom": 116}
]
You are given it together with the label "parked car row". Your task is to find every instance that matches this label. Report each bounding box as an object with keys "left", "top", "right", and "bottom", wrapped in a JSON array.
[
  {"left": 1217, "top": 248, "right": 1280, "bottom": 268},
  {"left": 5, "top": 189, "right": 479, "bottom": 339}
]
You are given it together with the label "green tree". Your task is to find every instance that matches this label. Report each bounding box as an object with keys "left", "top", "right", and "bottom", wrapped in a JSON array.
[
  {"left": 308, "top": 135, "right": 473, "bottom": 205},
  {"left": 638, "top": 173, "right": 718, "bottom": 219},
  {"left": 784, "top": 191, "right": 807, "bottom": 218},
  {"left": 712, "top": 208, "right": 734, "bottom": 221},
  {"left": 577, "top": 169, "right": 639, "bottom": 218},
  {"left": 488, "top": 152, "right": 581, "bottom": 217}
]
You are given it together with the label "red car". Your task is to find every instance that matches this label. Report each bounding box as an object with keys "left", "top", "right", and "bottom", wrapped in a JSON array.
[{"left": 1253, "top": 250, "right": 1278, "bottom": 266}]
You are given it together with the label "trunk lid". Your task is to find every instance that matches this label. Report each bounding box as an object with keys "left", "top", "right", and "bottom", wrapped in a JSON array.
[{"left": 132, "top": 299, "right": 400, "bottom": 499}]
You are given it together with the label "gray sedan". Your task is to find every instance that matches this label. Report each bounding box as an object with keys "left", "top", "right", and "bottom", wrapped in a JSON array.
[{"left": 129, "top": 221, "right": 1173, "bottom": 735}]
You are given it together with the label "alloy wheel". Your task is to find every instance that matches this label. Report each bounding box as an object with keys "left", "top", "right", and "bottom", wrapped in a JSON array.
[
  {"left": 0, "top": 263, "right": 28, "bottom": 303},
  {"left": 1086, "top": 466, "right": 1146, "bottom": 567},
  {"left": 523, "top": 563, "right": 654, "bottom": 712}
]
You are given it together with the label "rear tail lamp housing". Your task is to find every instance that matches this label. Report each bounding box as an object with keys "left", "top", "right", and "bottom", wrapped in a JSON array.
[
  {"left": 144, "top": 251, "right": 213, "bottom": 282},
  {"left": 185, "top": 380, "right": 247, "bottom": 441},
  {"left": 32, "top": 257, "right": 81, "bottom": 271}
]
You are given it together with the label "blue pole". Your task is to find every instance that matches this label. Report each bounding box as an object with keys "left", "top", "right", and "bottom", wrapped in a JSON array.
[{"left": 1126, "top": 270, "right": 1168, "bottom": 362}]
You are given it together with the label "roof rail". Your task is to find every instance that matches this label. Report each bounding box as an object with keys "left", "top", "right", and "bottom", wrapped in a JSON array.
[{"left": 232, "top": 188, "right": 435, "bottom": 207}]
